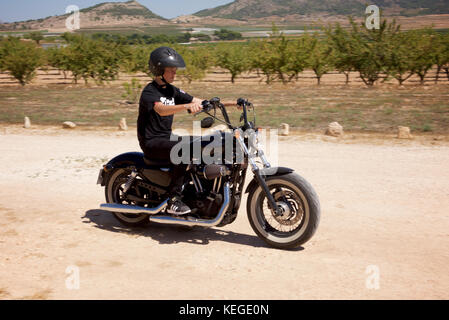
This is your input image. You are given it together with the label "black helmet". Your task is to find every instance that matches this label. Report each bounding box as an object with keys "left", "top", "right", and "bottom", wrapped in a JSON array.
[{"left": 148, "top": 46, "right": 186, "bottom": 77}]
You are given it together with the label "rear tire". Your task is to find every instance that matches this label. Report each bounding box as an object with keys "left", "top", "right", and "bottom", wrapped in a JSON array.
[
  {"left": 105, "top": 168, "right": 150, "bottom": 227},
  {"left": 247, "top": 173, "right": 320, "bottom": 249}
]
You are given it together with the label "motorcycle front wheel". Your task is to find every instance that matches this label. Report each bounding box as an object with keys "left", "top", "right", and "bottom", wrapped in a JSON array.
[
  {"left": 105, "top": 168, "right": 150, "bottom": 227},
  {"left": 247, "top": 173, "right": 320, "bottom": 249}
]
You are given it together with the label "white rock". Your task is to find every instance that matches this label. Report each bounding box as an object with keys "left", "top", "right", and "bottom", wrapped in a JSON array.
[
  {"left": 119, "top": 118, "right": 128, "bottom": 131},
  {"left": 325, "top": 122, "right": 344, "bottom": 137},
  {"left": 280, "top": 123, "right": 289, "bottom": 136},
  {"left": 398, "top": 126, "right": 413, "bottom": 139},
  {"left": 62, "top": 121, "right": 76, "bottom": 129},
  {"left": 24, "top": 117, "right": 31, "bottom": 128}
]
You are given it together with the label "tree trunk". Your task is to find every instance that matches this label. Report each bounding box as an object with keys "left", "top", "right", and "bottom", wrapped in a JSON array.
[
  {"left": 344, "top": 72, "right": 350, "bottom": 85},
  {"left": 418, "top": 73, "right": 425, "bottom": 85},
  {"left": 444, "top": 67, "right": 449, "bottom": 81},
  {"left": 360, "top": 75, "right": 374, "bottom": 86},
  {"left": 397, "top": 72, "right": 413, "bottom": 85},
  {"left": 435, "top": 65, "right": 442, "bottom": 84}
]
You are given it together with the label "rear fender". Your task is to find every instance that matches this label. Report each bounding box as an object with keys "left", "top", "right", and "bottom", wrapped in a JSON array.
[{"left": 99, "top": 152, "right": 146, "bottom": 186}]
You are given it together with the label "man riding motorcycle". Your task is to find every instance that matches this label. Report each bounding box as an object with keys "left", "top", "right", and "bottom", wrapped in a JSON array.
[
  {"left": 137, "top": 46, "right": 237, "bottom": 216},
  {"left": 99, "top": 47, "right": 320, "bottom": 249}
]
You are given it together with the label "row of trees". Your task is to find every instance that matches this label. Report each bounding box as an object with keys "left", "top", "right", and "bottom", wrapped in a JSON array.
[
  {"left": 1, "top": 19, "right": 449, "bottom": 86},
  {"left": 215, "top": 20, "right": 449, "bottom": 85},
  {"left": 0, "top": 35, "right": 215, "bottom": 85}
]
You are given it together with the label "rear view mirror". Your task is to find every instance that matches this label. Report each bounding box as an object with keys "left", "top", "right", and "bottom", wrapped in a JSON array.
[{"left": 201, "top": 117, "right": 215, "bottom": 128}]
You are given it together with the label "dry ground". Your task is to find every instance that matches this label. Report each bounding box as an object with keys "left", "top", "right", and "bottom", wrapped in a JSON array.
[
  {"left": 0, "top": 125, "right": 448, "bottom": 300},
  {"left": 1, "top": 82, "right": 448, "bottom": 134}
]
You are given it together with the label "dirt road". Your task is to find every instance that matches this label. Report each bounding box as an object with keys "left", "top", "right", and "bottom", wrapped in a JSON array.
[{"left": 0, "top": 126, "right": 448, "bottom": 299}]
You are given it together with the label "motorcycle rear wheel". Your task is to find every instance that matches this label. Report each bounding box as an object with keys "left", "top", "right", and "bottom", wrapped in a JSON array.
[
  {"left": 105, "top": 168, "right": 150, "bottom": 227},
  {"left": 247, "top": 173, "right": 320, "bottom": 249}
]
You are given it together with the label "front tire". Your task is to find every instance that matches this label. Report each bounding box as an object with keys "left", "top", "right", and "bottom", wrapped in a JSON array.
[
  {"left": 105, "top": 168, "right": 150, "bottom": 227},
  {"left": 247, "top": 173, "right": 320, "bottom": 249}
]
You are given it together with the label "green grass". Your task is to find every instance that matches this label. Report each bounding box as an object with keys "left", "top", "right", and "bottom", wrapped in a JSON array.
[{"left": 0, "top": 83, "right": 448, "bottom": 134}]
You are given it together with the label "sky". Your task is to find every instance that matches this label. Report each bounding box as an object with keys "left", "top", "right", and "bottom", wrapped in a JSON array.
[{"left": 0, "top": 0, "right": 234, "bottom": 22}]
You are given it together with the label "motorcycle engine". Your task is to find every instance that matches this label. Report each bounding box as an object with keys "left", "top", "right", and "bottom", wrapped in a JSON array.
[{"left": 194, "top": 193, "right": 223, "bottom": 218}]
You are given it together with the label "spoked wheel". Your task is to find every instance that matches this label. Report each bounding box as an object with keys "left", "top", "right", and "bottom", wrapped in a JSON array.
[
  {"left": 105, "top": 168, "right": 150, "bottom": 227},
  {"left": 247, "top": 173, "right": 320, "bottom": 249}
]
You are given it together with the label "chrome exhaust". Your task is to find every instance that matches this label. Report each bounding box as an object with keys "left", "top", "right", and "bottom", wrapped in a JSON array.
[
  {"left": 100, "top": 199, "right": 168, "bottom": 215},
  {"left": 149, "top": 182, "right": 230, "bottom": 227},
  {"left": 99, "top": 183, "right": 231, "bottom": 227}
]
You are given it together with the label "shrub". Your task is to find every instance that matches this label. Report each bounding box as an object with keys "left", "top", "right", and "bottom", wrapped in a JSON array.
[{"left": 0, "top": 37, "right": 44, "bottom": 86}]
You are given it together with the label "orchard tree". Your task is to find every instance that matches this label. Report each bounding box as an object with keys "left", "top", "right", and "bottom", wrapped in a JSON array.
[
  {"left": 347, "top": 18, "right": 400, "bottom": 86},
  {"left": 384, "top": 31, "right": 416, "bottom": 85},
  {"left": 0, "top": 37, "right": 44, "bottom": 86},
  {"left": 325, "top": 23, "right": 356, "bottom": 84},
  {"left": 249, "top": 39, "right": 277, "bottom": 84},
  {"left": 25, "top": 31, "right": 44, "bottom": 45},
  {"left": 249, "top": 27, "right": 292, "bottom": 84},
  {"left": 46, "top": 46, "right": 72, "bottom": 79},
  {"left": 432, "top": 33, "right": 449, "bottom": 83},
  {"left": 286, "top": 35, "right": 312, "bottom": 82},
  {"left": 119, "top": 44, "right": 154, "bottom": 75},
  {"left": 270, "top": 32, "right": 292, "bottom": 84},
  {"left": 175, "top": 45, "right": 213, "bottom": 83},
  {"left": 408, "top": 29, "right": 436, "bottom": 84},
  {"left": 68, "top": 35, "right": 123, "bottom": 84},
  {"left": 215, "top": 43, "right": 251, "bottom": 83},
  {"left": 304, "top": 33, "right": 333, "bottom": 85}
]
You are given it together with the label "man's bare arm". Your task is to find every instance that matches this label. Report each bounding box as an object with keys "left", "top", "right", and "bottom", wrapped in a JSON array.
[
  {"left": 154, "top": 100, "right": 202, "bottom": 117},
  {"left": 195, "top": 97, "right": 240, "bottom": 108},
  {"left": 154, "top": 98, "right": 242, "bottom": 117}
]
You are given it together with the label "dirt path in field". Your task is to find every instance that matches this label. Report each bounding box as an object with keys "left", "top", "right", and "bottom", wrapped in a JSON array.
[{"left": 0, "top": 125, "right": 448, "bottom": 300}]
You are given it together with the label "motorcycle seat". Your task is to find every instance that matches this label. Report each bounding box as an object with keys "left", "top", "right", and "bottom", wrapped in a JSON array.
[{"left": 143, "top": 157, "right": 171, "bottom": 171}]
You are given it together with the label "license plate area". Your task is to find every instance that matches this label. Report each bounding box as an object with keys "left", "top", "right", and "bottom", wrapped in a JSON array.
[{"left": 97, "top": 169, "right": 104, "bottom": 185}]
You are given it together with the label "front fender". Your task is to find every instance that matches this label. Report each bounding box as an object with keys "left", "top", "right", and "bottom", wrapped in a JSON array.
[{"left": 244, "top": 167, "right": 294, "bottom": 194}]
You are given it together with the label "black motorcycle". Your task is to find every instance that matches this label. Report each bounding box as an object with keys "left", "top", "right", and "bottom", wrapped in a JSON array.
[{"left": 97, "top": 98, "right": 320, "bottom": 249}]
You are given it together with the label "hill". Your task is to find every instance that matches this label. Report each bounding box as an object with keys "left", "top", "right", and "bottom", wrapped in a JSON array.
[
  {"left": 0, "top": 1, "right": 167, "bottom": 32},
  {"left": 193, "top": 0, "right": 449, "bottom": 20}
]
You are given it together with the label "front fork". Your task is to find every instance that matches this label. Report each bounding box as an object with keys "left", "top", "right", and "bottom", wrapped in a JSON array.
[{"left": 235, "top": 129, "right": 281, "bottom": 216}]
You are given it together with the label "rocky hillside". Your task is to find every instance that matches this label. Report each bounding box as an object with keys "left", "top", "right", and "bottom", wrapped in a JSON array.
[
  {"left": 0, "top": 1, "right": 167, "bottom": 31},
  {"left": 194, "top": 0, "right": 449, "bottom": 19}
]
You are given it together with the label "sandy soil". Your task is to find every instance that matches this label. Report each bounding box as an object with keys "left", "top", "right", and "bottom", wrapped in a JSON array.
[{"left": 0, "top": 125, "right": 448, "bottom": 300}]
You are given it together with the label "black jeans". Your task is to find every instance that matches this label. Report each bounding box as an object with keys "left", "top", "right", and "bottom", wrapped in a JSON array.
[{"left": 142, "top": 136, "right": 198, "bottom": 198}]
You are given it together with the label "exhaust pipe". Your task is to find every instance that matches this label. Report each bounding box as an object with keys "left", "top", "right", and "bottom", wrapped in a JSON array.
[
  {"left": 100, "top": 199, "right": 168, "bottom": 215},
  {"left": 99, "top": 183, "right": 230, "bottom": 228},
  {"left": 150, "top": 183, "right": 230, "bottom": 227}
]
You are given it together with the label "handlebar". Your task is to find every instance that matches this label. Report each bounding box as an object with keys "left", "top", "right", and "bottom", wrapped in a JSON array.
[
  {"left": 237, "top": 98, "right": 252, "bottom": 108},
  {"left": 187, "top": 98, "right": 220, "bottom": 116},
  {"left": 186, "top": 97, "right": 254, "bottom": 130},
  {"left": 188, "top": 97, "right": 252, "bottom": 115}
]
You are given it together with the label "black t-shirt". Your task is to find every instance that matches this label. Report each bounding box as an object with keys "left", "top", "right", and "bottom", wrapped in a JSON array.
[{"left": 137, "top": 80, "right": 193, "bottom": 147}]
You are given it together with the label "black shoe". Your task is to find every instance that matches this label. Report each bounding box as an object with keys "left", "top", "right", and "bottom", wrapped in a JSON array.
[{"left": 166, "top": 197, "right": 191, "bottom": 215}]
